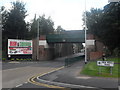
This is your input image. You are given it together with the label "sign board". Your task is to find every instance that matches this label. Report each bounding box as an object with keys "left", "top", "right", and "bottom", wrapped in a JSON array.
[
  {"left": 39, "top": 40, "right": 49, "bottom": 48},
  {"left": 97, "top": 61, "right": 114, "bottom": 67},
  {"left": 8, "top": 39, "right": 32, "bottom": 55},
  {"left": 86, "top": 40, "right": 95, "bottom": 45}
]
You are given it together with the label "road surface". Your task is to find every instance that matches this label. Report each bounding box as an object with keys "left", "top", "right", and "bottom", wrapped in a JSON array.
[{"left": 2, "top": 60, "right": 64, "bottom": 89}]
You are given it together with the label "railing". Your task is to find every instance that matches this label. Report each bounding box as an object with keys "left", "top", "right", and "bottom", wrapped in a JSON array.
[{"left": 65, "top": 55, "right": 85, "bottom": 67}]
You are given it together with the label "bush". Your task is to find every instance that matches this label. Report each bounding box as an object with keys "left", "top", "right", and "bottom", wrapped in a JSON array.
[
  {"left": 16, "top": 58, "right": 19, "bottom": 61},
  {"left": 2, "top": 58, "right": 6, "bottom": 61},
  {"left": 20, "top": 58, "right": 23, "bottom": 61},
  {"left": 24, "top": 59, "right": 26, "bottom": 60},
  {"left": 11, "top": 58, "right": 15, "bottom": 61}
]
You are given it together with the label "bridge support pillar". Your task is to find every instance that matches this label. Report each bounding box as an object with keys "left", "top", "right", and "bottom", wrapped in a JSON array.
[{"left": 32, "top": 35, "right": 54, "bottom": 61}]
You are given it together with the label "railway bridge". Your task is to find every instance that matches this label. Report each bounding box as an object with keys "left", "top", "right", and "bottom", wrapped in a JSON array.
[{"left": 32, "top": 30, "right": 85, "bottom": 60}]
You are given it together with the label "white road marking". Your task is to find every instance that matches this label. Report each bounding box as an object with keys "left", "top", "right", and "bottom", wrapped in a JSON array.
[
  {"left": 76, "top": 76, "right": 91, "bottom": 79},
  {"left": 24, "top": 82, "right": 28, "bottom": 84},
  {"left": 37, "top": 77, "right": 96, "bottom": 88},
  {"left": 9, "top": 61, "right": 20, "bottom": 63},
  {"left": 15, "top": 84, "right": 23, "bottom": 87},
  {"left": 35, "top": 66, "right": 97, "bottom": 88}
]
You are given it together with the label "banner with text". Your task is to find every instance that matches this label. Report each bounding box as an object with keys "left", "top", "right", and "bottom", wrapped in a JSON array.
[{"left": 8, "top": 39, "right": 32, "bottom": 55}]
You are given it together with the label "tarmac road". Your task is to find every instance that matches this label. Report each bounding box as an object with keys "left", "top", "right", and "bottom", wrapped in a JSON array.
[
  {"left": 1, "top": 53, "right": 119, "bottom": 90},
  {"left": 2, "top": 60, "right": 64, "bottom": 89}
]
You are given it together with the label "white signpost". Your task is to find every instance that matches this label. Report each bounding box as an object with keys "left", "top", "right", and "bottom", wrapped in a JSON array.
[{"left": 97, "top": 61, "right": 114, "bottom": 75}]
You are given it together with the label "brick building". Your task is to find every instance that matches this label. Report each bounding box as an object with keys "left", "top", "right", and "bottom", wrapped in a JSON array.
[{"left": 87, "top": 33, "right": 104, "bottom": 60}]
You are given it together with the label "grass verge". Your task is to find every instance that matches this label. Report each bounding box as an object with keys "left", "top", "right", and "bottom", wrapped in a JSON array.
[{"left": 80, "top": 57, "right": 120, "bottom": 78}]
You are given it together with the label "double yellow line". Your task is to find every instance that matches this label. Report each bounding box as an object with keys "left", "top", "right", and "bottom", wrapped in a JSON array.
[{"left": 28, "top": 66, "right": 68, "bottom": 89}]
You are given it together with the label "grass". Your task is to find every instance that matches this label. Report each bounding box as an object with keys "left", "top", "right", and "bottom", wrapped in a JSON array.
[{"left": 81, "top": 57, "right": 120, "bottom": 78}]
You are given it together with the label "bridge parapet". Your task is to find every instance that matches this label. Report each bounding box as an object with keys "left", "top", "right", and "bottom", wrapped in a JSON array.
[{"left": 46, "top": 30, "right": 85, "bottom": 43}]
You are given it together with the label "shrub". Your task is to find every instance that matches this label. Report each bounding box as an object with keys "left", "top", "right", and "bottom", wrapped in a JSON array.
[
  {"left": 16, "top": 58, "right": 19, "bottom": 61},
  {"left": 20, "top": 58, "right": 23, "bottom": 61},
  {"left": 24, "top": 59, "right": 26, "bottom": 60},
  {"left": 11, "top": 58, "right": 15, "bottom": 61},
  {"left": 2, "top": 58, "right": 6, "bottom": 61}
]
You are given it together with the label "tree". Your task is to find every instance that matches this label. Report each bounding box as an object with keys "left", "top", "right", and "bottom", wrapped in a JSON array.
[
  {"left": 82, "top": 2, "right": 120, "bottom": 54},
  {"left": 3, "top": 1, "right": 28, "bottom": 39},
  {"left": 2, "top": 1, "right": 28, "bottom": 58},
  {"left": 101, "top": 2, "right": 120, "bottom": 52},
  {"left": 55, "top": 25, "right": 65, "bottom": 34},
  {"left": 39, "top": 15, "right": 54, "bottom": 35},
  {"left": 28, "top": 14, "right": 38, "bottom": 39},
  {"left": 29, "top": 14, "right": 55, "bottom": 39},
  {"left": 82, "top": 8, "right": 103, "bottom": 35}
]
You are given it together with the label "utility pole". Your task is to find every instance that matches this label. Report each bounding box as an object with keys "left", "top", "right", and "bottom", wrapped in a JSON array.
[
  {"left": 37, "top": 18, "right": 39, "bottom": 60},
  {"left": 0, "top": 10, "right": 2, "bottom": 61}
]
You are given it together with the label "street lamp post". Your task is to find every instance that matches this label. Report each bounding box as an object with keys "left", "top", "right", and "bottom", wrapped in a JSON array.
[{"left": 85, "top": 0, "right": 87, "bottom": 64}]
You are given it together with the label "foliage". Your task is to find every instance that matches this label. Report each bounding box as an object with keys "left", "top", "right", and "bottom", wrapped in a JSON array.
[
  {"left": 2, "top": 58, "right": 6, "bottom": 61},
  {"left": 11, "top": 58, "right": 15, "bottom": 60},
  {"left": 55, "top": 25, "right": 65, "bottom": 34},
  {"left": 83, "top": 2, "right": 120, "bottom": 54},
  {"left": 2, "top": 1, "right": 28, "bottom": 39},
  {"left": 29, "top": 14, "right": 38, "bottom": 39},
  {"left": 16, "top": 58, "right": 19, "bottom": 60},
  {"left": 29, "top": 14, "right": 55, "bottom": 39},
  {"left": 2, "top": 1, "right": 29, "bottom": 57}
]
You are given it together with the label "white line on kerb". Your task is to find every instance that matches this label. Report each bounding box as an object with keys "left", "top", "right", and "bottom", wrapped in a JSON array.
[
  {"left": 15, "top": 84, "right": 23, "bottom": 87},
  {"left": 37, "top": 77, "right": 95, "bottom": 88},
  {"left": 36, "top": 66, "right": 97, "bottom": 88}
]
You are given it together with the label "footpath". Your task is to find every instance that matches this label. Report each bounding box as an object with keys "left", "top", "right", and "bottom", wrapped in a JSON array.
[{"left": 36, "top": 60, "right": 118, "bottom": 90}]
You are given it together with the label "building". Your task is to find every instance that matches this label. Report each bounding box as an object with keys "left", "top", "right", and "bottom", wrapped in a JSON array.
[{"left": 87, "top": 33, "right": 104, "bottom": 60}]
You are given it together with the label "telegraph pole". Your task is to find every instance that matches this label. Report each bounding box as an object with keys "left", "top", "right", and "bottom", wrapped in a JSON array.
[{"left": 37, "top": 18, "right": 39, "bottom": 60}]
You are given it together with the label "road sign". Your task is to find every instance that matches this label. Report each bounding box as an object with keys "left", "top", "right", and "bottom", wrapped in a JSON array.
[
  {"left": 86, "top": 40, "right": 95, "bottom": 45},
  {"left": 97, "top": 61, "right": 114, "bottom": 75},
  {"left": 97, "top": 61, "right": 114, "bottom": 67}
]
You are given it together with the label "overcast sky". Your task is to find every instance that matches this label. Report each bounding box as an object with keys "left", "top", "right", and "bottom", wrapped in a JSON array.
[{"left": 0, "top": 0, "right": 108, "bottom": 30}]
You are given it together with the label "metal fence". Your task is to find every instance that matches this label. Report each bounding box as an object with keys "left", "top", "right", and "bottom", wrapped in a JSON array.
[{"left": 65, "top": 55, "right": 85, "bottom": 67}]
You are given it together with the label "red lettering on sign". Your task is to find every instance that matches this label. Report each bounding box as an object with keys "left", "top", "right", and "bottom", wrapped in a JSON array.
[{"left": 10, "top": 41, "right": 17, "bottom": 46}]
